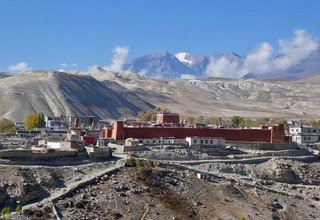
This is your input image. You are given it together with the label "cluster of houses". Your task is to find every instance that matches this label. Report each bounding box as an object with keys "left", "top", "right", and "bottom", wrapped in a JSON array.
[{"left": 1, "top": 113, "right": 319, "bottom": 161}]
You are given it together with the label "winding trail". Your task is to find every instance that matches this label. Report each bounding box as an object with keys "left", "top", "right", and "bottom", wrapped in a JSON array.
[{"left": 22, "top": 155, "right": 127, "bottom": 211}]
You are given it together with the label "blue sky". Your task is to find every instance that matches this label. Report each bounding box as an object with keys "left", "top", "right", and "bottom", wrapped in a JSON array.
[{"left": 0, "top": 0, "right": 319, "bottom": 72}]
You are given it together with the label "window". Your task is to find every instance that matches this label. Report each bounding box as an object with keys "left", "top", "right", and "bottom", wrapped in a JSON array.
[
  {"left": 205, "top": 140, "right": 208, "bottom": 144},
  {"left": 210, "top": 140, "right": 213, "bottom": 144},
  {"left": 193, "top": 140, "right": 197, "bottom": 144},
  {"left": 308, "top": 137, "right": 311, "bottom": 140},
  {"left": 200, "top": 140, "right": 203, "bottom": 144},
  {"left": 303, "top": 137, "right": 307, "bottom": 140}
]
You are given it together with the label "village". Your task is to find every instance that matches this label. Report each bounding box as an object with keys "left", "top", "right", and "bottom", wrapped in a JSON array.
[
  {"left": 1, "top": 111, "right": 319, "bottom": 161},
  {"left": 0, "top": 111, "right": 319, "bottom": 219}
]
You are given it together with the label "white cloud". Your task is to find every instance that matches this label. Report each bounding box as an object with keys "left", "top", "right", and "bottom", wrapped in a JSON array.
[
  {"left": 205, "top": 56, "right": 243, "bottom": 78},
  {"left": 179, "top": 74, "right": 196, "bottom": 79},
  {"left": 7, "top": 62, "right": 30, "bottom": 72},
  {"left": 60, "top": 63, "right": 68, "bottom": 67},
  {"left": 105, "top": 46, "right": 129, "bottom": 72},
  {"left": 205, "top": 29, "right": 319, "bottom": 78},
  {"left": 274, "top": 29, "right": 319, "bottom": 70}
]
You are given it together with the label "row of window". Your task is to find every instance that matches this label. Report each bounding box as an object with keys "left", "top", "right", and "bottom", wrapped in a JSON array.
[
  {"left": 290, "top": 128, "right": 319, "bottom": 133},
  {"left": 193, "top": 139, "right": 222, "bottom": 144}
]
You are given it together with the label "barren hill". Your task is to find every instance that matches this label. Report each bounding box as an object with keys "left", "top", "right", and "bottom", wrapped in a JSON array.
[
  {"left": 84, "top": 67, "right": 320, "bottom": 119},
  {"left": 1, "top": 68, "right": 320, "bottom": 122},
  {"left": 0, "top": 71, "right": 153, "bottom": 122}
]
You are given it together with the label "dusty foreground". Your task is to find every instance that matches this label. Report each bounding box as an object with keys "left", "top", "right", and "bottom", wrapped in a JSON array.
[{"left": 11, "top": 160, "right": 320, "bottom": 220}]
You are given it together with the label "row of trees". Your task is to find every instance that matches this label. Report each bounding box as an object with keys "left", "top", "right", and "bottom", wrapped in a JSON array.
[
  {"left": 137, "top": 107, "right": 166, "bottom": 121},
  {"left": 136, "top": 107, "right": 290, "bottom": 131},
  {"left": 0, "top": 112, "right": 46, "bottom": 134}
]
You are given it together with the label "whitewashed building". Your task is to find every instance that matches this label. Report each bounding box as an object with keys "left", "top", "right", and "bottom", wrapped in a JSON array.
[
  {"left": 136, "top": 137, "right": 186, "bottom": 146},
  {"left": 289, "top": 126, "right": 320, "bottom": 144},
  {"left": 186, "top": 136, "right": 225, "bottom": 148}
]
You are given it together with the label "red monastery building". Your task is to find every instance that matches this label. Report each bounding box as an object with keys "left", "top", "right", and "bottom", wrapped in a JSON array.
[{"left": 103, "top": 113, "right": 285, "bottom": 143}]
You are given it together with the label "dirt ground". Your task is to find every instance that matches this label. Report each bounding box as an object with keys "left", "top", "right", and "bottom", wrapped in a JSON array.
[{"left": 15, "top": 163, "right": 320, "bottom": 220}]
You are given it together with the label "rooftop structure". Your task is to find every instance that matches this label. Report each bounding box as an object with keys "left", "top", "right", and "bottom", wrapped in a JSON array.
[{"left": 156, "top": 112, "right": 180, "bottom": 124}]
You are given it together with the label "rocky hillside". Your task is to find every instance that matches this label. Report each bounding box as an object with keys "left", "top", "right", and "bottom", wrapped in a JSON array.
[
  {"left": 83, "top": 67, "right": 320, "bottom": 119},
  {"left": 0, "top": 71, "right": 153, "bottom": 122},
  {"left": 1, "top": 68, "right": 320, "bottom": 122}
]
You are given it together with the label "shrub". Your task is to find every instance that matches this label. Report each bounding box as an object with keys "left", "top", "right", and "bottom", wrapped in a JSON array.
[
  {"left": 0, "top": 118, "right": 16, "bottom": 134},
  {"left": 125, "top": 156, "right": 136, "bottom": 167},
  {"left": 1, "top": 207, "right": 11, "bottom": 218},
  {"left": 238, "top": 216, "right": 246, "bottom": 220},
  {"left": 146, "top": 155, "right": 152, "bottom": 169},
  {"left": 16, "top": 205, "right": 22, "bottom": 213},
  {"left": 136, "top": 159, "right": 146, "bottom": 178}
]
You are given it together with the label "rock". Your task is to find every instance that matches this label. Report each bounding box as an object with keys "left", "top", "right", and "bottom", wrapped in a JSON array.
[{"left": 271, "top": 203, "right": 283, "bottom": 209}]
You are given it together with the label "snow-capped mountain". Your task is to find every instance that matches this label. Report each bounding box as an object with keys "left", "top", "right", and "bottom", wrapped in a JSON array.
[
  {"left": 123, "top": 50, "right": 320, "bottom": 80},
  {"left": 174, "top": 52, "right": 209, "bottom": 77},
  {"left": 123, "top": 51, "right": 197, "bottom": 80}
]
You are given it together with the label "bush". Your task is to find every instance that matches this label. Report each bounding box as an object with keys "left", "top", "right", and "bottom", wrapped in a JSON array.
[
  {"left": 0, "top": 118, "right": 16, "bottom": 134},
  {"left": 136, "top": 159, "right": 146, "bottom": 178},
  {"left": 146, "top": 155, "right": 152, "bottom": 168},
  {"left": 137, "top": 107, "right": 165, "bottom": 121},
  {"left": 125, "top": 156, "right": 136, "bottom": 167},
  {"left": 16, "top": 205, "right": 22, "bottom": 213},
  {"left": 1, "top": 207, "right": 11, "bottom": 218},
  {"left": 238, "top": 216, "right": 246, "bottom": 220}
]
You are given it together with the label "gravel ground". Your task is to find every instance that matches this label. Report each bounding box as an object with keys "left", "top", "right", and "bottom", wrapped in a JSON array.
[{"left": 14, "top": 164, "right": 320, "bottom": 220}]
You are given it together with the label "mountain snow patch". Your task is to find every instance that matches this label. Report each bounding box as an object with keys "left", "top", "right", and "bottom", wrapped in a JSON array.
[{"left": 174, "top": 52, "right": 193, "bottom": 65}]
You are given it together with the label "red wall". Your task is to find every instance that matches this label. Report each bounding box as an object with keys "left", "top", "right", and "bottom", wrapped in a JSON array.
[
  {"left": 122, "top": 127, "right": 271, "bottom": 142},
  {"left": 81, "top": 136, "right": 95, "bottom": 145},
  {"left": 110, "top": 121, "right": 285, "bottom": 143},
  {"left": 156, "top": 114, "right": 180, "bottom": 124},
  {"left": 103, "top": 129, "right": 112, "bottom": 138}
]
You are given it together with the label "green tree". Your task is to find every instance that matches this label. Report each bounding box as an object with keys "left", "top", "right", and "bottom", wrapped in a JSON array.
[
  {"left": 137, "top": 107, "right": 165, "bottom": 121},
  {"left": 196, "top": 115, "right": 205, "bottom": 124},
  {"left": 231, "top": 116, "right": 244, "bottom": 127},
  {"left": 38, "top": 112, "right": 46, "bottom": 127},
  {"left": 24, "top": 112, "right": 45, "bottom": 131},
  {"left": 0, "top": 118, "right": 16, "bottom": 134}
]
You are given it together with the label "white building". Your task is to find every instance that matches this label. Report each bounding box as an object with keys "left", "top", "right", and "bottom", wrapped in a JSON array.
[
  {"left": 290, "top": 126, "right": 320, "bottom": 144},
  {"left": 135, "top": 137, "right": 186, "bottom": 146},
  {"left": 186, "top": 136, "right": 225, "bottom": 148}
]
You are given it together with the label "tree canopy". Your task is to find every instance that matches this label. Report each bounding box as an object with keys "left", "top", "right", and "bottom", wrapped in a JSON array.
[
  {"left": 0, "top": 118, "right": 16, "bottom": 134},
  {"left": 137, "top": 107, "right": 165, "bottom": 121},
  {"left": 24, "top": 112, "right": 46, "bottom": 131}
]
